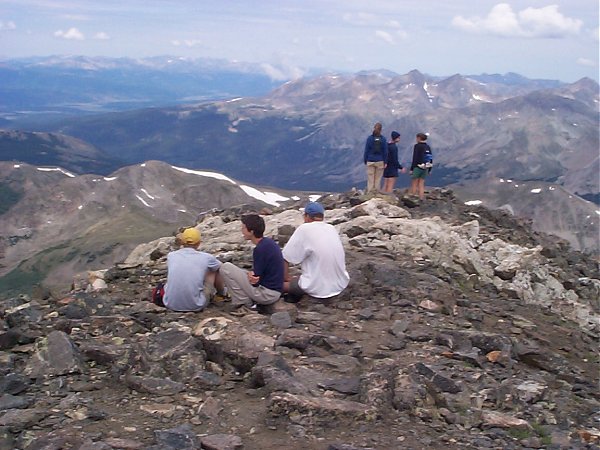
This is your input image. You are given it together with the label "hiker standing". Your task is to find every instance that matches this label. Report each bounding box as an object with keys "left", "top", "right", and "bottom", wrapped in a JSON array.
[
  {"left": 382, "top": 130, "right": 406, "bottom": 193},
  {"left": 363, "top": 122, "right": 388, "bottom": 195},
  {"left": 408, "top": 132, "right": 433, "bottom": 200}
]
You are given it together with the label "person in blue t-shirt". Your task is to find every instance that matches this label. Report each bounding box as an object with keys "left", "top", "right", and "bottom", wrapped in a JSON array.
[
  {"left": 151, "top": 227, "right": 222, "bottom": 312},
  {"left": 218, "top": 214, "right": 284, "bottom": 308}
]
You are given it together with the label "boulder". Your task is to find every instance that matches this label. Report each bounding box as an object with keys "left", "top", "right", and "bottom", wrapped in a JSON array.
[{"left": 23, "top": 331, "right": 85, "bottom": 379}]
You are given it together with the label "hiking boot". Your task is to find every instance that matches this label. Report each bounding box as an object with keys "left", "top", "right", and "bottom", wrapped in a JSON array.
[
  {"left": 212, "top": 287, "right": 231, "bottom": 303},
  {"left": 229, "top": 304, "right": 258, "bottom": 317}
]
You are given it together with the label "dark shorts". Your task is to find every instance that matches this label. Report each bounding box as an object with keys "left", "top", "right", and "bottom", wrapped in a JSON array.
[
  {"left": 383, "top": 166, "right": 399, "bottom": 178},
  {"left": 284, "top": 277, "right": 306, "bottom": 303},
  {"left": 411, "top": 167, "right": 428, "bottom": 179}
]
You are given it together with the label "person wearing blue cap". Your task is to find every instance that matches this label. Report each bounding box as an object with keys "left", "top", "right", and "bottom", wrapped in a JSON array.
[{"left": 282, "top": 201, "right": 349, "bottom": 302}]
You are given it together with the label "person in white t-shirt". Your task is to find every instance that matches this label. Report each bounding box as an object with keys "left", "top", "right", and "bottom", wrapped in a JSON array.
[{"left": 282, "top": 201, "right": 349, "bottom": 302}]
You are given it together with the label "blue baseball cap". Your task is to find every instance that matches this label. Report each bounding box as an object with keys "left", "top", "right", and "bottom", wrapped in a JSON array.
[{"left": 304, "top": 201, "right": 325, "bottom": 217}]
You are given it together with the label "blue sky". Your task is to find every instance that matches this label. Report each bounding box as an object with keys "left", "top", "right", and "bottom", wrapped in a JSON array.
[{"left": 1, "top": 0, "right": 598, "bottom": 82}]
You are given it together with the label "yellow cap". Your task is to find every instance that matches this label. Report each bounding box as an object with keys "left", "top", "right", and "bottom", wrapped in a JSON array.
[{"left": 181, "top": 227, "right": 201, "bottom": 245}]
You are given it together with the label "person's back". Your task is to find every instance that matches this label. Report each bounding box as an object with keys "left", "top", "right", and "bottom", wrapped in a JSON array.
[
  {"left": 408, "top": 132, "right": 432, "bottom": 200},
  {"left": 282, "top": 202, "right": 349, "bottom": 299},
  {"left": 287, "top": 221, "right": 348, "bottom": 298},
  {"left": 363, "top": 122, "right": 389, "bottom": 194},
  {"left": 162, "top": 228, "right": 221, "bottom": 312}
]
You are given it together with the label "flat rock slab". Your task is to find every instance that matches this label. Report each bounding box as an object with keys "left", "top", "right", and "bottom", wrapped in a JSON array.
[
  {"left": 481, "top": 410, "right": 531, "bottom": 430},
  {"left": 154, "top": 424, "right": 199, "bottom": 449},
  {"left": 0, "top": 393, "right": 32, "bottom": 410},
  {"left": 103, "top": 438, "right": 144, "bottom": 449},
  {"left": 193, "top": 317, "right": 274, "bottom": 372},
  {"left": 0, "top": 408, "right": 50, "bottom": 432},
  {"left": 125, "top": 375, "right": 185, "bottom": 395},
  {"left": 200, "top": 433, "right": 244, "bottom": 450},
  {"left": 269, "top": 392, "right": 377, "bottom": 426}
]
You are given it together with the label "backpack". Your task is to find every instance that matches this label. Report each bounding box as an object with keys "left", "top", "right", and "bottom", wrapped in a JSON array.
[
  {"left": 423, "top": 147, "right": 433, "bottom": 168},
  {"left": 372, "top": 136, "right": 384, "bottom": 155},
  {"left": 151, "top": 282, "right": 165, "bottom": 307}
]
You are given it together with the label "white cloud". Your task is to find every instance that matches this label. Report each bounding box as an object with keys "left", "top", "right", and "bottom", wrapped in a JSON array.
[
  {"left": 576, "top": 58, "right": 597, "bottom": 68},
  {"left": 0, "top": 20, "right": 16, "bottom": 31},
  {"left": 396, "top": 29, "right": 408, "bottom": 40},
  {"left": 342, "top": 12, "right": 377, "bottom": 26},
  {"left": 452, "top": 3, "right": 582, "bottom": 38},
  {"left": 375, "top": 30, "right": 394, "bottom": 44},
  {"left": 171, "top": 39, "right": 203, "bottom": 47},
  {"left": 519, "top": 5, "right": 582, "bottom": 37},
  {"left": 54, "top": 27, "right": 85, "bottom": 40},
  {"left": 387, "top": 20, "right": 408, "bottom": 39},
  {"left": 61, "top": 14, "right": 90, "bottom": 21},
  {"left": 260, "top": 62, "right": 305, "bottom": 81},
  {"left": 93, "top": 31, "right": 110, "bottom": 40}
]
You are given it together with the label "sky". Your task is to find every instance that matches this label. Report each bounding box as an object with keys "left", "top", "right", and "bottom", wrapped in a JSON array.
[{"left": 1, "top": 0, "right": 598, "bottom": 83}]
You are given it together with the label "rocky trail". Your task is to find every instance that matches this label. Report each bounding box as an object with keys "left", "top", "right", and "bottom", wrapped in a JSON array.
[{"left": 1, "top": 189, "right": 598, "bottom": 449}]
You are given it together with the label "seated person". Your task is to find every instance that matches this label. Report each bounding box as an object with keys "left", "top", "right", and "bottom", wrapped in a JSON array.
[
  {"left": 282, "top": 201, "right": 349, "bottom": 302},
  {"left": 153, "top": 227, "right": 222, "bottom": 312},
  {"left": 218, "top": 214, "right": 284, "bottom": 308}
]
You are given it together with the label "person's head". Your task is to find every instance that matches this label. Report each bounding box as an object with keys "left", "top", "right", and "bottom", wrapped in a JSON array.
[
  {"left": 180, "top": 227, "right": 201, "bottom": 248},
  {"left": 373, "top": 122, "right": 382, "bottom": 136},
  {"left": 303, "top": 201, "right": 325, "bottom": 222},
  {"left": 416, "top": 132, "right": 428, "bottom": 142},
  {"left": 391, "top": 131, "right": 401, "bottom": 142},
  {"left": 241, "top": 214, "right": 265, "bottom": 240}
]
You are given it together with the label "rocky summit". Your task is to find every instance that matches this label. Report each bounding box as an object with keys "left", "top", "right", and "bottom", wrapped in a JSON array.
[{"left": 0, "top": 189, "right": 598, "bottom": 450}]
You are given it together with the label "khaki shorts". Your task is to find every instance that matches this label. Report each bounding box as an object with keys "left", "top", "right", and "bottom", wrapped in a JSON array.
[{"left": 220, "top": 262, "right": 281, "bottom": 307}]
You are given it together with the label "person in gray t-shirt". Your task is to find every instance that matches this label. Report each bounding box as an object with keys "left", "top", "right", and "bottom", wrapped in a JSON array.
[{"left": 160, "top": 227, "right": 222, "bottom": 312}]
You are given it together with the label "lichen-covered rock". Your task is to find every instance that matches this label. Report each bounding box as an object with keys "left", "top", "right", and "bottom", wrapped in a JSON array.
[
  {"left": 23, "top": 330, "right": 85, "bottom": 379},
  {"left": 269, "top": 393, "right": 377, "bottom": 426}
]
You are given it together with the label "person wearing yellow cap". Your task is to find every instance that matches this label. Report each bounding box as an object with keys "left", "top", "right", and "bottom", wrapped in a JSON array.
[{"left": 152, "top": 227, "right": 222, "bottom": 312}]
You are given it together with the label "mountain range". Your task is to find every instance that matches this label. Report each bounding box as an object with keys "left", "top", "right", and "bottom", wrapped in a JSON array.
[
  {"left": 0, "top": 56, "right": 598, "bottom": 291},
  {"left": 0, "top": 160, "right": 309, "bottom": 294},
  {"left": 14, "top": 67, "right": 597, "bottom": 202}
]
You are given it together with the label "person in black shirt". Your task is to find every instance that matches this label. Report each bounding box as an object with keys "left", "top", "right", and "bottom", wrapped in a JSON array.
[
  {"left": 408, "top": 133, "right": 432, "bottom": 200},
  {"left": 382, "top": 131, "right": 406, "bottom": 193}
]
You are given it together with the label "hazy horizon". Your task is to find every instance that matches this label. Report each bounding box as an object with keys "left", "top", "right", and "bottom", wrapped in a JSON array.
[{"left": 1, "top": 1, "right": 598, "bottom": 83}]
